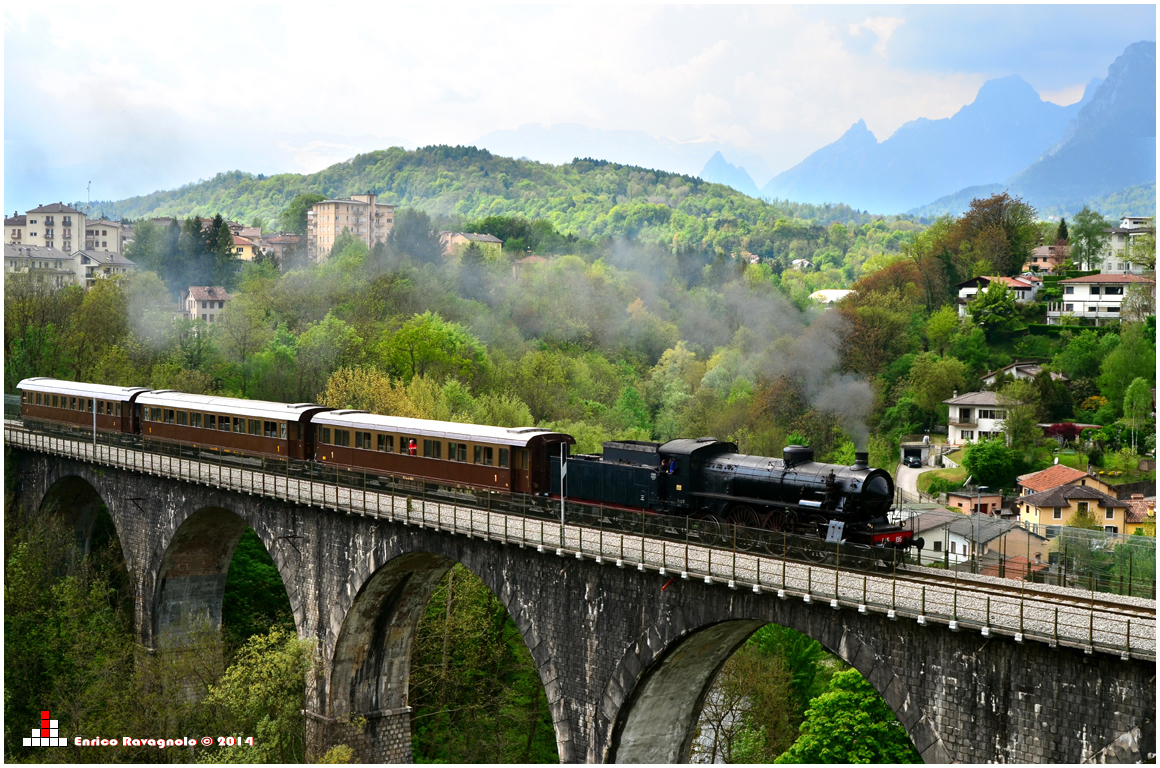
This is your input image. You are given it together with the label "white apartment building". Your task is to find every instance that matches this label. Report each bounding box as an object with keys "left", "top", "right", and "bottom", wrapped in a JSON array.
[
  {"left": 1045, "top": 273, "right": 1155, "bottom": 325},
  {"left": 942, "top": 391, "right": 1006, "bottom": 445},
  {"left": 78, "top": 251, "right": 137, "bottom": 287},
  {"left": 1098, "top": 216, "right": 1154, "bottom": 275},
  {"left": 306, "top": 193, "right": 395, "bottom": 260}
]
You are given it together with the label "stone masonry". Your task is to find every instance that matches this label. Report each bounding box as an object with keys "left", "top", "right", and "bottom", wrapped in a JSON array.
[{"left": 13, "top": 450, "right": 1156, "bottom": 764}]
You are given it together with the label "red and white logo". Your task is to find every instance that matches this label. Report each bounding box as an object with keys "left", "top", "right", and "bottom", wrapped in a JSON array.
[{"left": 24, "top": 710, "right": 65, "bottom": 747}]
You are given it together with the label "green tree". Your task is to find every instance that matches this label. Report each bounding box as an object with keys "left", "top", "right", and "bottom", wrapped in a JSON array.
[
  {"left": 774, "top": 669, "right": 921, "bottom": 764},
  {"left": 389, "top": 208, "right": 444, "bottom": 263},
  {"left": 1098, "top": 322, "right": 1155, "bottom": 409},
  {"left": 216, "top": 293, "right": 273, "bottom": 396},
  {"left": 378, "top": 311, "right": 489, "bottom": 384},
  {"left": 1069, "top": 206, "right": 1111, "bottom": 271},
  {"left": 962, "top": 438, "right": 1016, "bottom": 488},
  {"left": 220, "top": 529, "right": 294, "bottom": 647},
  {"left": 1056, "top": 217, "right": 1069, "bottom": 243},
  {"left": 955, "top": 192, "right": 1040, "bottom": 276},
  {"left": 1123, "top": 377, "right": 1152, "bottom": 454},
  {"left": 200, "top": 627, "right": 312, "bottom": 764},
  {"left": 279, "top": 192, "right": 325, "bottom": 234},
  {"left": 999, "top": 379, "right": 1042, "bottom": 452},
  {"left": 967, "top": 280, "right": 1020, "bottom": 339},
  {"left": 1053, "top": 329, "right": 1110, "bottom": 380},
  {"left": 906, "top": 353, "right": 967, "bottom": 416},
  {"left": 925, "top": 305, "right": 959, "bottom": 356}
]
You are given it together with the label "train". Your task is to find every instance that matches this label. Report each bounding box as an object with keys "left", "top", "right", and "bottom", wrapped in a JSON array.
[{"left": 15, "top": 377, "right": 918, "bottom": 549}]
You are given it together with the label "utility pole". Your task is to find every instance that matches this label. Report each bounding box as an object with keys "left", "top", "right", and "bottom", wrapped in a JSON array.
[{"left": 975, "top": 485, "right": 989, "bottom": 574}]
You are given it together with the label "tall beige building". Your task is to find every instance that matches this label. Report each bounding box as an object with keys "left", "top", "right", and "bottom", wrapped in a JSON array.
[
  {"left": 22, "top": 203, "right": 87, "bottom": 254},
  {"left": 306, "top": 193, "right": 394, "bottom": 260},
  {"left": 84, "top": 219, "right": 124, "bottom": 253}
]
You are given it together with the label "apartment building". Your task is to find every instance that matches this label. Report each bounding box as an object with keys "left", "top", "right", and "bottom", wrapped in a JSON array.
[
  {"left": 306, "top": 193, "right": 394, "bottom": 259},
  {"left": 4, "top": 244, "right": 83, "bottom": 287},
  {"left": 1045, "top": 273, "right": 1155, "bottom": 325},
  {"left": 1098, "top": 216, "right": 1154, "bottom": 275},
  {"left": 6, "top": 212, "right": 27, "bottom": 244},
  {"left": 84, "top": 219, "right": 124, "bottom": 253},
  {"left": 23, "top": 203, "right": 86, "bottom": 254}
]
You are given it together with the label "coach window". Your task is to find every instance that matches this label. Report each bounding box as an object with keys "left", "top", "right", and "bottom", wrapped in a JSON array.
[
  {"left": 248, "top": 419, "right": 261, "bottom": 436},
  {"left": 191, "top": 412, "right": 202, "bottom": 428},
  {"left": 280, "top": 422, "right": 287, "bottom": 439},
  {"left": 474, "top": 445, "right": 494, "bottom": 466},
  {"left": 204, "top": 413, "right": 215, "bottom": 429},
  {"left": 335, "top": 429, "right": 350, "bottom": 447},
  {"left": 321, "top": 427, "right": 331, "bottom": 444},
  {"left": 355, "top": 431, "right": 370, "bottom": 449},
  {"left": 165, "top": 409, "right": 176, "bottom": 424},
  {"left": 264, "top": 421, "right": 278, "bottom": 438},
  {"left": 499, "top": 448, "right": 510, "bottom": 468},
  {"left": 177, "top": 411, "right": 188, "bottom": 426},
  {"left": 520, "top": 450, "right": 529, "bottom": 470},
  {"left": 423, "top": 439, "right": 442, "bottom": 459},
  {"left": 70, "top": 397, "right": 77, "bottom": 410},
  {"left": 232, "top": 417, "right": 243, "bottom": 432},
  {"left": 115, "top": 403, "right": 122, "bottom": 417},
  {"left": 35, "top": 392, "right": 42, "bottom": 405},
  {"left": 449, "top": 442, "right": 467, "bottom": 462},
  {"left": 377, "top": 434, "right": 394, "bottom": 452},
  {"left": 97, "top": 400, "right": 104, "bottom": 415},
  {"left": 52, "top": 395, "right": 59, "bottom": 408},
  {"left": 405, "top": 437, "right": 418, "bottom": 455},
  {"left": 220, "top": 414, "right": 231, "bottom": 431}
]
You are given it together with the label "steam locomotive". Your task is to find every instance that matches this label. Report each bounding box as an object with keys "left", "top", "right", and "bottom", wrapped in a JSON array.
[
  {"left": 15, "top": 377, "right": 916, "bottom": 549},
  {"left": 553, "top": 438, "right": 916, "bottom": 548}
]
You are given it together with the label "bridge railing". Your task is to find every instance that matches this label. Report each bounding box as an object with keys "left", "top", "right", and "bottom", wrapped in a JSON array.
[{"left": 6, "top": 419, "right": 1155, "bottom": 661}]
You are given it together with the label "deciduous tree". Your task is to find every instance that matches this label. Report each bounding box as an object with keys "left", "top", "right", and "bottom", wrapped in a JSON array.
[{"left": 1069, "top": 207, "right": 1111, "bottom": 271}]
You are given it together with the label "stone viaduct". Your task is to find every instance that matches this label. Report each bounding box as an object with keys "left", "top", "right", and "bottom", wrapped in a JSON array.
[{"left": 10, "top": 445, "right": 1156, "bottom": 764}]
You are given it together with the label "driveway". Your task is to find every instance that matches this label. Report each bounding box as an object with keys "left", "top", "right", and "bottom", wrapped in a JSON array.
[{"left": 895, "top": 463, "right": 925, "bottom": 499}]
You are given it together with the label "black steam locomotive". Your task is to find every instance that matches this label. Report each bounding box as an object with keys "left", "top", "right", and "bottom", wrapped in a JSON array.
[{"left": 552, "top": 438, "right": 916, "bottom": 548}]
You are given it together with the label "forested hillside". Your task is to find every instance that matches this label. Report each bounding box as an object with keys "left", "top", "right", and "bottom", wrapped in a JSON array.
[{"left": 88, "top": 146, "right": 910, "bottom": 262}]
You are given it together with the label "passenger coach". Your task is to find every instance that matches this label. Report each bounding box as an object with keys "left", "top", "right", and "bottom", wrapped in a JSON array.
[
  {"left": 18, "top": 377, "right": 151, "bottom": 434},
  {"left": 135, "top": 391, "right": 332, "bottom": 459},
  {"left": 312, "top": 411, "right": 574, "bottom": 494}
]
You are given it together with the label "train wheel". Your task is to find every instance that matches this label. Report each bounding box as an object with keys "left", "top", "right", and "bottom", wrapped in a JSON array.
[
  {"left": 692, "top": 514, "right": 727, "bottom": 548},
  {"left": 728, "top": 505, "right": 761, "bottom": 551},
  {"left": 794, "top": 514, "right": 834, "bottom": 563}
]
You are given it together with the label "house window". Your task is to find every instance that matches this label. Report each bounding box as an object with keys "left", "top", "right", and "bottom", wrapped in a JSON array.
[
  {"left": 933, "top": 540, "right": 942, "bottom": 552},
  {"left": 1106, "top": 286, "right": 1124, "bottom": 295},
  {"left": 950, "top": 542, "right": 956, "bottom": 554},
  {"left": 961, "top": 431, "right": 974, "bottom": 440},
  {"left": 1104, "top": 526, "right": 1118, "bottom": 534},
  {"left": 1053, "top": 507, "right": 1062, "bottom": 520},
  {"left": 1065, "top": 286, "right": 1074, "bottom": 294},
  {"left": 1077, "top": 501, "right": 1089, "bottom": 514},
  {"left": 1090, "top": 286, "right": 1101, "bottom": 295},
  {"left": 1105, "top": 508, "right": 1115, "bottom": 520},
  {"left": 1065, "top": 303, "right": 1074, "bottom": 312},
  {"left": 959, "top": 408, "right": 972, "bottom": 421}
]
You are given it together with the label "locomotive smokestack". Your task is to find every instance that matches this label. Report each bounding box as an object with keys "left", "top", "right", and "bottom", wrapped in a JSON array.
[{"left": 853, "top": 451, "right": 869, "bottom": 470}]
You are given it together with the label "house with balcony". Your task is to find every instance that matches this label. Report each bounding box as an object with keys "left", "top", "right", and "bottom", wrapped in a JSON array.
[
  {"left": 4, "top": 244, "right": 82, "bottom": 287},
  {"left": 954, "top": 275, "right": 1041, "bottom": 317},
  {"left": 6, "top": 212, "right": 27, "bottom": 244},
  {"left": 1045, "top": 273, "right": 1154, "bottom": 325},
  {"left": 22, "top": 202, "right": 87, "bottom": 254},
  {"left": 942, "top": 391, "right": 1006, "bottom": 445},
  {"left": 306, "top": 193, "right": 395, "bottom": 260},
  {"left": 1021, "top": 244, "right": 1069, "bottom": 273},
  {"left": 84, "top": 219, "right": 124, "bottom": 253},
  {"left": 78, "top": 250, "right": 137, "bottom": 286},
  {"left": 1018, "top": 484, "right": 1130, "bottom": 534}
]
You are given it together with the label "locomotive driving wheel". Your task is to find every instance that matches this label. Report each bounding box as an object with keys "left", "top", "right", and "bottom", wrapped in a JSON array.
[
  {"left": 794, "top": 514, "right": 833, "bottom": 564},
  {"left": 728, "top": 505, "right": 762, "bottom": 551},
  {"left": 691, "top": 513, "right": 727, "bottom": 547}
]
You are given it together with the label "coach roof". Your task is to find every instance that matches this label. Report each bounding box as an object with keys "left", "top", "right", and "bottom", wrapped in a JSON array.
[
  {"left": 312, "top": 410, "right": 572, "bottom": 447},
  {"left": 18, "top": 378, "right": 151, "bottom": 400},
  {"left": 136, "top": 390, "right": 332, "bottom": 421}
]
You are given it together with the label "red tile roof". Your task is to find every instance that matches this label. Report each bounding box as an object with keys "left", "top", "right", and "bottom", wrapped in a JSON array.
[
  {"left": 187, "top": 286, "right": 230, "bottom": 301},
  {"left": 1126, "top": 495, "right": 1155, "bottom": 524},
  {"left": 1016, "top": 464, "right": 1089, "bottom": 493}
]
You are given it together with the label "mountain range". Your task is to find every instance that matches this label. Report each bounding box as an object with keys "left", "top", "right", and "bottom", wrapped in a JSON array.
[{"left": 750, "top": 40, "right": 1154, "bottom": 217}]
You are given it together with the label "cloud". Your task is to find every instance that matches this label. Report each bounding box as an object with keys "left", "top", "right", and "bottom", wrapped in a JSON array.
[{"left": 849, "top": 16, "right": 906, "bottom": 57}]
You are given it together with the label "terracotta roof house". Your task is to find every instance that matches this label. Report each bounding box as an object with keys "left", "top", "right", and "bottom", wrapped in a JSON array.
[
  {"left": 1016, "top": 465, "right": 1113, "bottom": 497},
  {"left": 1046, "top": 273, "right": 1155, "bottom": 326},
  {"left": 1018, "top": 485, "right": 1130, "bottom": 533},
  {"left": 182, "top": 286, "right": 231, "bottom": 324}
]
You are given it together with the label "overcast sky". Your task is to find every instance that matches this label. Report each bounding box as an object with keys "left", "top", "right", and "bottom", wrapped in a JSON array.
[{"left": 4, "top": 4, "right": 1155, "bottom": 211}]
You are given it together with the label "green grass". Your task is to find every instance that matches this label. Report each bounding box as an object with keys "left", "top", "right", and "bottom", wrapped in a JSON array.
[{"left": 917, "top": 467, "right": 969, "bottom": 495}]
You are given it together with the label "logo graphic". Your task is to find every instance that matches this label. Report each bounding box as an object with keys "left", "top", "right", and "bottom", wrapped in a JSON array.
[{"left": 23, "top": 710, "right": 66, "bottom": 747}]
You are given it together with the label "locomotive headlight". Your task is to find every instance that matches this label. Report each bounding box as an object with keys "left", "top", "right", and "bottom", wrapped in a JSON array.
[{"left": 863, "top": 475, "right": 891, "bottom": 499}]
